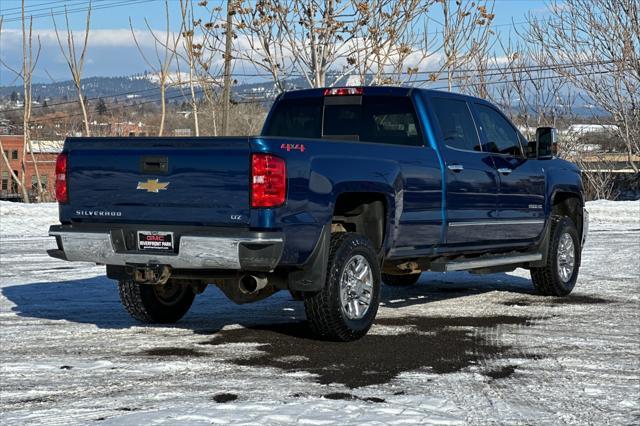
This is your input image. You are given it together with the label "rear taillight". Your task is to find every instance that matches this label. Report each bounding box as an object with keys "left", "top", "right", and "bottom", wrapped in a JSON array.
[
  {"left": 55, "top": 153, "right": 68, "bottom": 203},
  {"left": 251, "top": 153, "right": 286, "bottom": 208},
  {"left": 323, "top": 87, "right": 363, "bottom": 96}
]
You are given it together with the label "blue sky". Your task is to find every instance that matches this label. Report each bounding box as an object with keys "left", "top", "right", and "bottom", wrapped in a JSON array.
[{"left": 0, "top": 0, "right": 558, "bottom": 85}]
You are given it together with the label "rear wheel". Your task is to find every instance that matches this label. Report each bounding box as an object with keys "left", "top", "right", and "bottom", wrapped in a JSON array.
[
  {"left": 531, "top": 217, "right": 581, "bottom": 296},
  {"left": 304, "top": 232, "right": 381, "bottom": 341},
  {"left": 118, "top": 279, "right": 195, "bottom": 323},
  {"left": 382, "top": 273, "right": 421, "bottom": 287}
]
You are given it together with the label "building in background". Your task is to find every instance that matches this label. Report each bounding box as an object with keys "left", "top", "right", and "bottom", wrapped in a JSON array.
[{"left": 0, "top": 135, "right": 62, "bottom": 201}]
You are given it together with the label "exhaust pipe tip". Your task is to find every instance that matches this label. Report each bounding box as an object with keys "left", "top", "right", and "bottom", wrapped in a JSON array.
[{"left": 239, "top": 274, "right": 268, "bottom": 294}]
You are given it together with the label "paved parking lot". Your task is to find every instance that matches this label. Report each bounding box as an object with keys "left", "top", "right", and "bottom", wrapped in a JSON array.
[{"left": 1, "top": 201, "right": 638, "bottom": 424}]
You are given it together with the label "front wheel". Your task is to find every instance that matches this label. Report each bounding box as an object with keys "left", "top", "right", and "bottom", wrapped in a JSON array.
[
  {"left": 304, "top": 232, "right": 381, "bottom": 341},
  {"left": 531, "top": 217, "right": 581, "bottom": 296},
  {"left": 118, "top": 279, "right": 195, "bottom": 323}
]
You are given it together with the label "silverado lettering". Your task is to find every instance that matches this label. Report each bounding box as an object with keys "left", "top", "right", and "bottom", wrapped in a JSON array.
[
  {"left": 74, "top": 210, "right": 122, "bottom": 217},
  {"left": 49, "top": 86, "right": 588, "bottom": 342}
]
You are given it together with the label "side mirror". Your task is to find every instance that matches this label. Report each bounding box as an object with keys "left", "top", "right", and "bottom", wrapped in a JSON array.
[{"left": 535, "top": 127, "right": 557, "bottom": 159}]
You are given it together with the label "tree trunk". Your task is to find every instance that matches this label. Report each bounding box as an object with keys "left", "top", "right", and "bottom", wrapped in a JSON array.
[
  {"left": 221, "top": 0, "right": 233, "bottom": 136},
  {"left": 159, "top": 82, "right": 166, "bottom": 136}
]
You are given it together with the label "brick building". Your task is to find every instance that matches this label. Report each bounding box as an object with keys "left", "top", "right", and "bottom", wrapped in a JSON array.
[{"left": 0, "top": 135, "right": 62, "bottom": 201}]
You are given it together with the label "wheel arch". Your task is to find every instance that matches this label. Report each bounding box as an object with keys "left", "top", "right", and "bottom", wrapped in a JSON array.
[
  {"left": 331, "top": 192, "right": 389, "bottom": 254},
  {"left": 550, "top": 190, "right": 585, "bottom": 239}
]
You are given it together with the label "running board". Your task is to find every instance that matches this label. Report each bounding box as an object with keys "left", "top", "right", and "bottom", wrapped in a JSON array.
[{"left": 431, "top": 253, "right": 543, "bottom": 272}]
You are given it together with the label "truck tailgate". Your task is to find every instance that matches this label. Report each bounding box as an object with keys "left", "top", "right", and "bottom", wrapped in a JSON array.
[{"left": 64, "top": 137, "right": 251, "bottom": 226}]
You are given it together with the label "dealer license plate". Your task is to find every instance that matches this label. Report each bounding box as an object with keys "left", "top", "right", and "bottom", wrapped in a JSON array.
[{"left": 137, "top": 231, "right": 174, "bottom": 251}]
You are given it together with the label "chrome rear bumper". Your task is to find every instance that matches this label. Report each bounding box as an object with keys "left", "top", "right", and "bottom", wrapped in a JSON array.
[{"left": 48, "top": 227, "right": 283, "bottom": 271}]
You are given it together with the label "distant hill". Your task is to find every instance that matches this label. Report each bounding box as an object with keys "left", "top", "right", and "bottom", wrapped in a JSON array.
[
  {"left": 0, "top": 75, "right": 160, "bottom": 101},
  {"left": 0, "top": 73, "right": 607, "bottom": 117},
  {"left": 0, "top": 74, "right": 290, "bottom": 104}
]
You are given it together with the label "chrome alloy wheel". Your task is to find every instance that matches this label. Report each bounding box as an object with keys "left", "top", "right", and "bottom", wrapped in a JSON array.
[
  {"left": 340, "top": 254, "right": 374, "bottom": 320},
  {"left": 557, "top": 232, "right": 576, "bottom": 283}
]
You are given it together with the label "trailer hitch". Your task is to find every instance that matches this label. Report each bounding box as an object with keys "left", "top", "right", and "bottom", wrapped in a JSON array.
[{"left": 130, "top": 264, "right": 172, "bottom": 285}]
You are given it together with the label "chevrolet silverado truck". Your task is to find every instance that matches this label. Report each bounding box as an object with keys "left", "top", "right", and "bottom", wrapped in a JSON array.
[{"left": 48, "top": 86, "right": 588, "bottom": 341}]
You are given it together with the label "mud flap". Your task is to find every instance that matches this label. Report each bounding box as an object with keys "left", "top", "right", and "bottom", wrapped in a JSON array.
[
  {"left": 287, "top": 225, "right": 330, "bottom": 292},
  {"left": 529, "top": 216, "right": 556, "bottom": 268}
]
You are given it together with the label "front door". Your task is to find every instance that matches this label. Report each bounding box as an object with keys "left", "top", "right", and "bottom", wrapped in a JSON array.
[
  {"left": 473, "top": 103, "right": 546, "bottom": 242},
  {"left": 427, "top": 95, "right": 500, "bottom": 246}
]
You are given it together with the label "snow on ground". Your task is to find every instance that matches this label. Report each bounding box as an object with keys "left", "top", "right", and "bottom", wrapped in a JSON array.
[
  {"left": 0, "top": 201, "right": 59, "bottom": 238},
  {"left": 584, "top": 199, "right": 640, "bottom": 230},
  {"left": 0, "top": 200, "right": 639, "bottom": 425}
]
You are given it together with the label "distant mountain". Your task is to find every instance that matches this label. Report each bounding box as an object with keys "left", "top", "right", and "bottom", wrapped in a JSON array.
[
  {"left": 0, "top": 75, "right": 160, "bottom": 101},
  {"left": 0, "top": 73, "right": 607, "bottom": 117},
  {"left": 0, "top": 73, "right": 293, "bottom": 105}
]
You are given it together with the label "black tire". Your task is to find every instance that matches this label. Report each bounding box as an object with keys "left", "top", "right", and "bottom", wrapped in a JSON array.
[
  {"left": 303, "top": 232, "right": 381, "bottom": 342},
  {"left": 382, "top": 273, "right": 421, "bottom": 287},
  {"left": 118, "top": 279, "right": 195, "bottom": 323},
  {"left": 531, "top": 216, "right": 581, "bottom": 296}
]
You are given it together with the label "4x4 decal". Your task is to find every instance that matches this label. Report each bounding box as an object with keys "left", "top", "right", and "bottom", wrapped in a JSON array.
[{"left": 280, "top": 143, "right": 305, "bottom": 152}]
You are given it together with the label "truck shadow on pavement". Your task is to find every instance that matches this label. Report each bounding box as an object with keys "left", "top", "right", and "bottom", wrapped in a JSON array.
[{"left": 2, "top": 271, "right": 536, "bottom": 331}]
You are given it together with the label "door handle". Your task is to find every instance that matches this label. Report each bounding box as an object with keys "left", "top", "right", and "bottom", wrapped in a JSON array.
[
  {"left": 140, "top": 156, "right": 169, "bottom": 174},
  {"left": 447, "top": 164, "right": 464, "bottom": 172},
  {"left": 497, "top": 167, "right": 513, "bottom": 175}
]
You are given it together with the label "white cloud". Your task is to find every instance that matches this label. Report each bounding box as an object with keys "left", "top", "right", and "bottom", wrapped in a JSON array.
[{"left": 0, "top": 28, "right": 178, "bottom": 84}]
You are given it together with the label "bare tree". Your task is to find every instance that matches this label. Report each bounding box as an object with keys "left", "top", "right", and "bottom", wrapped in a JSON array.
[
  {"left": 236, "top": 0, "right": 358, "bottom": 89},
  {"left": 433, "top": 0, "right": 496, "bottom": 91},
  {"left": 52, "top": 1, "right": 92, "bottom": 136},
  {"left": 130, "top": 0, "right": 180, "bottom": 136},
  {"left": 0, "top": 4, "right": 44, "bottom": 202},
  {"left": 284, "top": 0, "right": 356, "bottom": 87},
  {"left": 486, "top": 37, "right": 574, "bottom": 140},
  {"left": 559, "top": 132, "right": 620, "bottom": 200},
  {"left": 526, "top": 0, "right": 640, "bottom": 172},
  {"left": 221, "top": 0, "right": 235, "bottom": 135},
  {"left": 193, "top": 1, "right": 228, "bottom": 136},
  {"left": 348, "top": 0, "right": 436, "bottom": 86},
  {"left": 176, "top": 0, "right": 201, "bottom": 136},
  {"left": 235, "top": 0, "right": 292, "bottom": 92},
  {"left": 227, "top": 102, "right": 269, "bottom": 136}
]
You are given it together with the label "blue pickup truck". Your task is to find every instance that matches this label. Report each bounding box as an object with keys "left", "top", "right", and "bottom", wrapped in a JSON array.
[{"left": 48, "top": 86, "right": 588, "bottom": 341}]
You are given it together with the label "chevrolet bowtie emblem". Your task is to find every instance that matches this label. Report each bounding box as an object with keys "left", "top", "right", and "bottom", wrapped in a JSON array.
[{"left": 137, "top": 179, "right": 169, "bottom": 193}]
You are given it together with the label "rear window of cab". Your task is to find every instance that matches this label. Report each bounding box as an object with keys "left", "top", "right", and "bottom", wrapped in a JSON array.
[{"left": 263, "top": 96, "right": 422, "bottom": 146}]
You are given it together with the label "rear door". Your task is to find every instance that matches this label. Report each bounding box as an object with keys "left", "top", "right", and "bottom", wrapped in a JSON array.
[
  {"left": 472, "top": 103, "right": 546, "bottom": 241},
  {"left": 263, "top": 90, "right": 443, "bottom": 254},
  {"left": 65, "top": 137, "right": 252, "bottom": 226},
  {"left": 427, "top": 95, "right": 500, "bottom": 246}
]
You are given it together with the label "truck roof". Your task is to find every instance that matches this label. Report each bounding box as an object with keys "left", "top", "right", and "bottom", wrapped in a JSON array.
[{"left": 278, "top": 86, "right": 487, "bottom": 104}]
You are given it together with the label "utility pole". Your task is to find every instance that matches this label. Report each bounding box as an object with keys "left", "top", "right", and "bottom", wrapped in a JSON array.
[{"left": 221, "top": 0, "right": 234, "bottom": 135}]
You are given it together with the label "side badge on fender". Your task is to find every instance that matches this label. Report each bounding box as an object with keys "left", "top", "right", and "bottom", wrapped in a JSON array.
[
  {"left": 281, "top": 143, "right": 305, "bottom": 152},
  {"left": 137, "top": 179, "right": 169, "bottom": 193}
]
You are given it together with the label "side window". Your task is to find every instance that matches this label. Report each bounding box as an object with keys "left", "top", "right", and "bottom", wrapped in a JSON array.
[
  {"left": 475, "top": 104, "right": 523, "bottom": 156},
  {"left": 431, "top": 98, "right": 481, "bottom": 152}
]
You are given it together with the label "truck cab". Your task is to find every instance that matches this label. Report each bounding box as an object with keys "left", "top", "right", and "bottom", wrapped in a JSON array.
[{"left": 48, "top": 87, "right": 588, "bottom": 341}]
